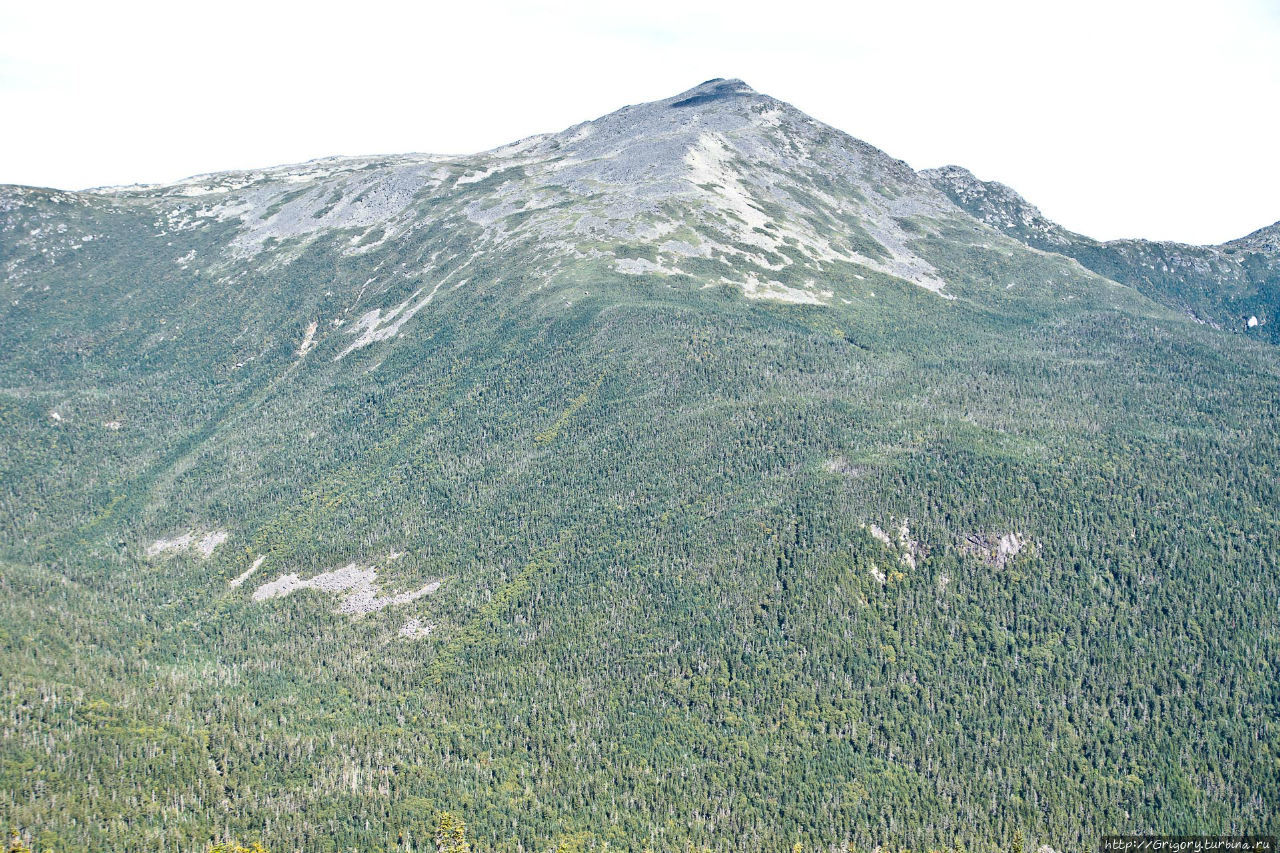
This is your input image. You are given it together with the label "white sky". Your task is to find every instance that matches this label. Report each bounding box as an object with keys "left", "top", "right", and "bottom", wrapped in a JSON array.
[{"left": 2, "top": 0, "right": 1277, "bottom": 244}]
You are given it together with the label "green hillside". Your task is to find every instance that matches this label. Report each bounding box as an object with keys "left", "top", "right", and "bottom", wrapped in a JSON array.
[{"left": 2, "top": 80, "right": 1277, "bottom": 852}]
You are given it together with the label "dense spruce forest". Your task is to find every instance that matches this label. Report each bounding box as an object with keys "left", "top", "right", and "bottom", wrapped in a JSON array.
[{"left": 2, "top": 80, "right": 1277, "bottom": 852}]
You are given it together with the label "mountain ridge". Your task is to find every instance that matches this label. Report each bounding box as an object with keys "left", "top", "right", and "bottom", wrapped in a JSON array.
[
  {"left": 924, "top": 163, "right": 1278, "bottom": 336},
  {"left": 7, "top": 79, "right": 1275, "bottom": 337}
]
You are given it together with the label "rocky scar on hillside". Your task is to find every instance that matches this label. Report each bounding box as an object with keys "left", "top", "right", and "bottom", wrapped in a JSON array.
[
  {"left": 145, "top": 529, "right": 229, "bottom": 559},
  {"left": 961, "top": 532, "right": 1034, "bottom": 568},
  {"left": 251, "top": 559, "right": 443, "bottom": 616}
]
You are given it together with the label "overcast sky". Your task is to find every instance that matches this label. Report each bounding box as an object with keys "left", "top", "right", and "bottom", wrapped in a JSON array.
[{"left": 2, "top": 0, "right": 1277, "bottom": 244}]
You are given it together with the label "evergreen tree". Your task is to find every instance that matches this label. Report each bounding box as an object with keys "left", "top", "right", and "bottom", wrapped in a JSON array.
[{"left": 435, "top": 812, "right": 471, "bottom": 853}]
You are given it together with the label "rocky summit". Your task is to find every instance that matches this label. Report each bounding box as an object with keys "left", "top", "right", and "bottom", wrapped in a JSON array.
[{"left": 2, "top": 80, "right": 1278, "bottom": 853}]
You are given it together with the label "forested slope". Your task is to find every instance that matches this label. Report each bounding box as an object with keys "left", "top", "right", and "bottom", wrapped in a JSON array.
[{"left": 2, "top": 80, "right": 1277, "bottom": 852}]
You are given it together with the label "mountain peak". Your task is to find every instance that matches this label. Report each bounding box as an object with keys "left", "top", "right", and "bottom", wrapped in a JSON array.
[{"left": 664, "top": 78, "right": 758, "bottom": 108}]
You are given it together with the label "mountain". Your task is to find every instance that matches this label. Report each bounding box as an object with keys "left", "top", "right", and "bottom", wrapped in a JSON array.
[
  {"left": 924, "top": 164, "right": 1279, "bottom": 339},
  {"left": 2, "top": 79, "right": 1278, "bottom": 853}
]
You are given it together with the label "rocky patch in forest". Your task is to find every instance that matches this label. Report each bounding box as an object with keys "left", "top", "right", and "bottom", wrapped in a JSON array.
[
  {"left": 251, "top": 559, "right": 442, "bottom": 615},
  {"left": 961, "top": 532, "right": 1032, "bottom": 568},
  {"left": 146, "top": 529, "right": 229, "bottom": 559},
  {"left": 863, "top": 518, "right": 926, "bottom": 580},
  {"left": 399, "top": 617, "right": 435, "bottom": 639}
]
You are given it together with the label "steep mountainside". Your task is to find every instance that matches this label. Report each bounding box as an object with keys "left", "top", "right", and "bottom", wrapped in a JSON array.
[
  {"left": 2, "top": 80, "right": 1278, "bottom": 853},
  {"left": 924, "top": 164, "right": 1279, "bottom": 340}
]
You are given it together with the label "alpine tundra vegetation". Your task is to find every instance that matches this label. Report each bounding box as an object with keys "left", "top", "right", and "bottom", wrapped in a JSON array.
[{"left": 1, "top": 79, "right": 1278, "bottom": 852}]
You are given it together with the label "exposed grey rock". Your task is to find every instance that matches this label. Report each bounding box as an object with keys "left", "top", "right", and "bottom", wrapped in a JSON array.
[
  {"left": 59, "top": 78, "right": 976, "bottom": 306},
  {"left": 962, "top": 532, "right": 1032, "bottom": 568},
  {"left": 922, "top": 165, "right": 1076, "bottom": 248},
  {"left": 1226, "top": 220, "right": 1280, "bottom": 254}
]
